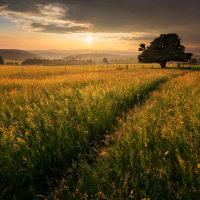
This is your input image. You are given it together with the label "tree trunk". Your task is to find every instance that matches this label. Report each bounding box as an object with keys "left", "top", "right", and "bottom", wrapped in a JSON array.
[{"left": 160, "top": 61, "right": 166, "bottom": 68}]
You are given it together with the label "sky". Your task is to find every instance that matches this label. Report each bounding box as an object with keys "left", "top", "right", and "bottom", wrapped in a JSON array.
[{"left": 0, "top": 0, "right": 200, "bottom": 54}]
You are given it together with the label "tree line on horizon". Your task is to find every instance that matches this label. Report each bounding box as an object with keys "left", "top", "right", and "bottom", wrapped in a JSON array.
[
  {"left": 21, "top": 58, "right": 96, "bottom": 66},
  {"left": 22, "top": 58, "right": 66, "bottom": 66}
]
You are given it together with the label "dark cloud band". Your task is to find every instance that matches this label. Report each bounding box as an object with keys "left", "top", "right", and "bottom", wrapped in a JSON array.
[
  {"left": 31, "top": 22, "right": 87, "bottom": 33},
  {"left": 1, "top": 0, "right": 200, "bottom": 32},
  {"left": 0, "top": 0, "right": 200, "bottom": 53}
]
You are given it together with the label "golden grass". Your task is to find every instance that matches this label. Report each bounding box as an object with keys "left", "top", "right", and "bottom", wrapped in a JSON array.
[
  {"left": 0, "top": 66, "right": 193, "bottom": 199},
  {"left": 74, "top": 71, "right": 200, "bottom": 199}
]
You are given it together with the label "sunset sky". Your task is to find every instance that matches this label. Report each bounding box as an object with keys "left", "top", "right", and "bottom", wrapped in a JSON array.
[{"left": 0, "top": 0, "right": 200, "bottom": 54}]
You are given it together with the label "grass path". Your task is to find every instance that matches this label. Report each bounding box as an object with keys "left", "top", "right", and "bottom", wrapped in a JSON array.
[{"left": 62, "top": 71, "right": 200, "bottom": 200}]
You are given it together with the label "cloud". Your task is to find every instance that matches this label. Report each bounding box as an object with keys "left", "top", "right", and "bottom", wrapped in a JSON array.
[
  {"left": 0, "top": 0, "right": 200, "bottom": 53},
  {"left": 0, "top": 0, "right": 199, "bottom": 33},
  {"left": 31, "top": 22, "right": 87, "bottom": 33},
  {"left": 120, "top": 36, "right": 156, "bottom": 41},
  {"left": 0, "top": 2, "right": 89, "bottom": 33}
]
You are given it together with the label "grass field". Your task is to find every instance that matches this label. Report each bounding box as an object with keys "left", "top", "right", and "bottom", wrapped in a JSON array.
[
  {"left": 0, "top": 65, "right": 199, "bottom": 199},
  {"left": 1, "top": 63, "right": 199, "bottom": 75},
  {"left": 73, "top": 72, "right": 200, "bottom": 199}
]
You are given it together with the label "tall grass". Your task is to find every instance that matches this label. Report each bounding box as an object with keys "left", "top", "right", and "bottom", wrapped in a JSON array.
[
  {"left": 74, "top": 72, "right": 200, "bottom": 199},
  {"left": 0, "top": 67, "right": 188, "bottom": 199}
]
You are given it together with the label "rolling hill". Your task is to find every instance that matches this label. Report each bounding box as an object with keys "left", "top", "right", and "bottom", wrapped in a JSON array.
[
  {"left": 62, "top": 53, "right": 138, "bottom": 63},
  {"left": 0, "top": 49, "right": 44, "bottom": 61},
  {"left": 29, "top": 49, "right": 138, "bottom": 59}
]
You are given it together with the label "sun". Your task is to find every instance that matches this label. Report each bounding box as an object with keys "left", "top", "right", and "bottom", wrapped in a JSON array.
[{"left": 85, "top": 36, "right": 93, "bottom": 43}]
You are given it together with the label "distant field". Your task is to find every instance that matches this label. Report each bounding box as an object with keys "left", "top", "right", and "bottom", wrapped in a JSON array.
[
  {"left": 1, "top": 63, "right": 199, "bottom": 75},
  {"left": 0, "top": 64, "right": 158, "bottom": 75},
  {"left": 0, "top": 66, "right": 199, "bottom": 199},
  {"left": 0, "top": 65, "right": 90, "bottom": 75}
]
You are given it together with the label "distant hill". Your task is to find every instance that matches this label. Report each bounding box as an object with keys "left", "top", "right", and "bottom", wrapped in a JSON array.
[
  {"left": 62, "top": 53, "right": 138, "bottom": 63},
  {"left": 29, "top": 49, "right": 138, "bottom": 59},
  {"left": 63, "top": 53, "right": 120, "bottom": 60},
  {"left": 0, "top": 49, "right": 44, "bottom": 61},
  {"left": 29, "top": 49, "right": 74, "bottom": 59}
]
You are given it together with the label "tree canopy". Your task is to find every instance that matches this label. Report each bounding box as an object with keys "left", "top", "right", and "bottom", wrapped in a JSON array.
[
  {"left": 138, "top": 33, "right": 193, "bottom": 68},
  {"left": 0, "top": 56, "right": 4, "bottom": 65},
  {"left": 103, "top": 57, "right": 109, "bottom": 64}
]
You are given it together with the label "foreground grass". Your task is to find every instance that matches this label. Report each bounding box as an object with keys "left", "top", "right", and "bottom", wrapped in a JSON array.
[
  {"left": 0, "top": 67, "right": 191, "bottom": 199},
  {"left": 72, "top": 72, "right": 200, "bottom": 199}
]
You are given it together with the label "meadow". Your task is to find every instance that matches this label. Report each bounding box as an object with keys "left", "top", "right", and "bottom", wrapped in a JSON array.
[{"left": 0, "top": 65, "right": 199, "bottom": 199}]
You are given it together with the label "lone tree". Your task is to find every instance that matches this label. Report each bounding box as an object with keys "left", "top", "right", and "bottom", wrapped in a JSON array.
[
  {"left": 138, "top": 33, "right": 193, "bottom": 68},
  {"left": 0, "top": 56, "right": 4, "bottom": 65},
  {"left": 103, "top": 57, "right": 109, "bottom": 64}
]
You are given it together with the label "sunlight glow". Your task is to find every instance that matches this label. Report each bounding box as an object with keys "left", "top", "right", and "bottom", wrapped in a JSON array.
[{"left": 86, "top": 36, "right": 93, "bottom": 43}]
